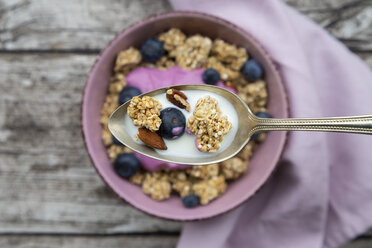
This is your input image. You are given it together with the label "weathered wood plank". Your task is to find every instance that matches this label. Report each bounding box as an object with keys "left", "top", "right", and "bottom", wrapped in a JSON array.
[
  {"left": 0, "top": 54, "right": 181, "bottom": 233},
  {"left": 0, "top": 0, "right": 371, "bottom": 52},
  {"left": 342, "top": 238, "right": 372, "bottom": 248},
  {"left": 0, "top": 0, "right": 171, "bottom": 51},
  {"left": 0, "top": 235, "right": 178, "bottom": 248},
  {"left": 284, "top": 0, "right": 372, "bottom": 52}
]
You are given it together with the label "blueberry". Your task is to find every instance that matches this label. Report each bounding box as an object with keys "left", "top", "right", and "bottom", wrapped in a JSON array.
[
  {"left": 158, "top": 107, "right": 186, "bottom": 140},
  {"left": 241, "top": 59, "right": 264, "bottom": 82},
  {"left": 112, "top": 135, "right": 123, "bottom": 146},
  {"left": 251, "top": 111, "right": 272, "bottom": 141},
  {"left": 118, "top": 86, "right": 142, "bottom": 105},
  {"left": 113, "top": 153, "right": 141, "bottom": 179},
  {"left": 202, "top": 68, "right": 220, "bottom": 85},
  {"left": 140, "top": 38, "right": 165, "bottom": 62},
  {"left": 182, "top": 194, "right": 200, "bottom": 208}
]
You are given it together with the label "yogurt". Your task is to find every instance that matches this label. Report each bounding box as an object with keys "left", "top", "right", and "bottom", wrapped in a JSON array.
[{"left": 124, "top": 90, "right": 238, "bottom": 158}]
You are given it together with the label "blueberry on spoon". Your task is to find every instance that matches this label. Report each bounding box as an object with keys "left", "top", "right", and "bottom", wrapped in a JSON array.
[{"left": 158, "top": 107, "right": 186, "bottom": 140}]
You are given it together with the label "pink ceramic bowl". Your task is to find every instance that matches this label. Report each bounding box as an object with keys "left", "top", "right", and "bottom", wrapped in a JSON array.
[{"left": 82, "top": 11, "right": 289, "bottom": 221}]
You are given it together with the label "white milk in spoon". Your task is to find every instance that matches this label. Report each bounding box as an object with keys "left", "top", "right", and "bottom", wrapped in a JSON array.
[{"left": 124, "top": 90, "right": 238, "bottom": 158}]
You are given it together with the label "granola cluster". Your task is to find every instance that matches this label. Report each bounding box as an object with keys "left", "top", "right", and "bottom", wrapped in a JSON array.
[
  {"left": 142, "top": 172, "right": 171, "bottom": 201},
  {"left": 187, "top": 96, "right": 232, "bottom": 152},
  {"left": 158, "top": 28, "right": 186, "bottom": 52},
  {"left": 173, "top": 35, "right": 212, "bottom": 69},
  {"left": 136, "top": 163, "right": 236, "bottom": 205},
  {"left": 193, "top": 176, "right": 227, "bottom": 205},
  {"left": 127, "top": 96, "right": 162, "bottom": 132},
  {"left": 211, "top": 39, "right": 248, "bottom": 71},
  {"left": 115, "top": 47, "right": 142, "bottom": 73},
  {"left": 100, "top": 28, "right": 269, "bottom": 206},
  {"left": 237, "top": 80, "right": 268, "bottom": 113}
]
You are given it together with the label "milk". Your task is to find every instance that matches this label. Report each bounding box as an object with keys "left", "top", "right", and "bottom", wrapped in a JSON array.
[{"left": 124, "top": 90, "right": 238, "bottom": 158}]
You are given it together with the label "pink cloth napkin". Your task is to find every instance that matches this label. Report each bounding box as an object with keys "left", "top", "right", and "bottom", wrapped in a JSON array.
[{"left": 170, "top": 1, "right": 372, "bottom": 247}]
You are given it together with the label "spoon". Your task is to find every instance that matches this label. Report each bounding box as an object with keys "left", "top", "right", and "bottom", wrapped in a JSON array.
[{"left": 108, "top": 84, "right": 372, "bottom": 165}]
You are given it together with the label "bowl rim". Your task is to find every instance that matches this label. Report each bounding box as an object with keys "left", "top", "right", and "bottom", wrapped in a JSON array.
[{"left": 81, "top": 10, "right": 289, "bottom": 221}]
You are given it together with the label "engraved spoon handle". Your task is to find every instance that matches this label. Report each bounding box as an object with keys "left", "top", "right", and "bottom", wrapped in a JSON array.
[{"left": 252, "top": 115, "right": 372, "bottom": 136}]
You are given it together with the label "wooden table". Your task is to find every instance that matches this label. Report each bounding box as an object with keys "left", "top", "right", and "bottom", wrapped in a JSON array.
[{"left": 0, "top": 0, "right": 371, "bottom": 247}]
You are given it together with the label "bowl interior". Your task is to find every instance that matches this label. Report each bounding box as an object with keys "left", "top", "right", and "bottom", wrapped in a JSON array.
[{"left": 82, "top": 11, "right": 288, "bottom": 221}]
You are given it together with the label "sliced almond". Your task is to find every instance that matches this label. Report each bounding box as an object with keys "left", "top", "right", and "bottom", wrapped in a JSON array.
[
  {"left": 166, "top": 88, "right": 191, "bottom": 111},
  {"left": 137, "top": 128, "right": 167, "bottom": 150}
]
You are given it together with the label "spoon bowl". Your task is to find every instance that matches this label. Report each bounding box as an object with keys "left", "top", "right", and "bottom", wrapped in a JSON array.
[
  {"left": 109, "top": 84, "right": 252, "bottom": 165},
  {"left": 109, "top": 84, "right": 372, "bottom": 166}
]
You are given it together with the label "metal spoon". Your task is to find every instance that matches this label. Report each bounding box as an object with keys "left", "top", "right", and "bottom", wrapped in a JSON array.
[{"left": 108, "top": 84, "right": 372, "bottom": 165}]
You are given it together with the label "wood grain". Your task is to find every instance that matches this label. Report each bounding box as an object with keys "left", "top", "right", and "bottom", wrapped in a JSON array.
[
  {"left": 0, "top": 54, "right": 181, "bottom": 233},
  {"left": 0, "top": 0, "right": 371, "bottom": 247},
  {"left": 284, "top": 0, "right": 372, "bottom": 52},
  {"left": 342, "top": 238, "right": 372, "bottom": 248},
  {"left": 0, "top": 235, "right": 178, "bottom": 248},
  {"left": 0, "top": 0, "right": 172, "bottom": 51},
  {"left": 0, "top": 0, "right": 370, "bottom": 53}
]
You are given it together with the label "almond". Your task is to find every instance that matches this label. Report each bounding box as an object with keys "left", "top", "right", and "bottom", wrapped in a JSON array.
[
  {"left": 166, "top": 88, "right": 190, "bottom": 111},
  {"left": 137, "top": 128, "right": 167, "bottom": 150}
]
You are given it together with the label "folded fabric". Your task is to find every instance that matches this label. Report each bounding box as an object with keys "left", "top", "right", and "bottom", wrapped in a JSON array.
[{"left": 169, "top": 0, "right": 372, "bottom": 247}]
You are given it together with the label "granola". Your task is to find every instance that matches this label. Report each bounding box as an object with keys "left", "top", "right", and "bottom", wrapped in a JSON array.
[
  {"left": 237, "top": 142, "right": 256, "bottom": 160},
  {"left": 172, "top": 180, "right": 192, "bottom": 197},
  {"left": 127, "top": 96, "right": 162, "bottom": 132},
  {"left": 193, "top": 176, "right": 227, "bottom": 205},
  {"left": 221, "top": 157, "right": 247, "bottom": 180},
  {"left": 155, "top": 56, "right": 176, "bottom": 70},
  {"left": 205, "top": 57, "right": 239, "bottom": 81},
  {"left": 107, "top": 145, "right": 131, "bottom": 162},
  {"left": 187, "top": 96, "right": 232, "bottom": 152},
  {"left": 237, "top": 80, "right": 267, "bottom": 112},
  {"left": 186, "top": 164, "right": 219, "bottom": 179},
  {"left": 129, "top": 171, "right": 144, "bottom": 185},
  {"left": 142, "top": 173, "right": 171, "bottom": 201},
  {"left": 211, "top": 39, "right": 248, "bottom": 71},
  {"left": 102, "top": 129, "right": 113, "bottom": 146},
  {"left": 174, "top": 35, "right": 212, "bottom": 69},
  {"left": 158, "top": 28, "right": 186, "bottom": 52},
  {"left": 114, "top": 47, "right": 142, "bottom": 73}
]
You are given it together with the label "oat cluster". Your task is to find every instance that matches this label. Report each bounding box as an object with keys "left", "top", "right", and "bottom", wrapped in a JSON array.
[
  {"left": 237, "top": 80, "right": 268, "bottom": 113},
  {"left": 158, "top": 28, "right": 186, "bottom": 52},
  {"left": 142, "top": 172, "right": 171, "bottom": 201},
  {"left": 193, "top": 175, "right": 227, "bottom": 205},
  {"left": 127, "top": 96, "right": 162, "bottom": 132},
  {"left": 173, "top": 35, "right": 212, "bottom": 69},
  {"left": 100, "top": 28, "right": 269, "bottom": 205},
  {"left": 115, "top": 47, "right": 141, "bottom": 73},
  {"left": 187, "top": 96, "right": 232, "bottom": 152},
  {"left": 211, "top": 39, "right": 248, "bottom": 71}
]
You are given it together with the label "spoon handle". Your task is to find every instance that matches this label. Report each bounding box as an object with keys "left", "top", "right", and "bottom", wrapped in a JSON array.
[{"left": 252, "top": 115, "right": 372, "bottom": 136}]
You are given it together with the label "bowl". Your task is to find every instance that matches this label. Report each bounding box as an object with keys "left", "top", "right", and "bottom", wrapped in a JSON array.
[{"left": 82, "top": 11, "right": 289, "bottom": 221}]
